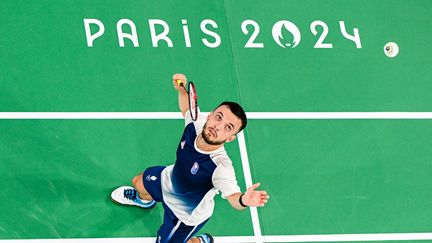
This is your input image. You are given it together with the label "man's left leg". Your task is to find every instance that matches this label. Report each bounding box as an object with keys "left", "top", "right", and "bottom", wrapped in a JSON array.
[
  {"left": 187, "top": 233, "right": 214, "bottom": 243},
  {"left": 156, "top": 203, "right": 212, "bottom": 243}
]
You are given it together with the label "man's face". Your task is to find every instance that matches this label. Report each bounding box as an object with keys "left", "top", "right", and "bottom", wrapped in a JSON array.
[{"left": 202, "top": 105, "right": 243, "bottom": 145}]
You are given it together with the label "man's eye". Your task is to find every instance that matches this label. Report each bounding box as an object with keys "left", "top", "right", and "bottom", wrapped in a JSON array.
[{"left": 226, "top": 126, "right": 232, "bottom": 131}]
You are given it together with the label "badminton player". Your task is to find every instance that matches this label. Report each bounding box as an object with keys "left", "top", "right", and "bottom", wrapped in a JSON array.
[{"left": 111, "top": 73, "right": 269, "bottom": 243}]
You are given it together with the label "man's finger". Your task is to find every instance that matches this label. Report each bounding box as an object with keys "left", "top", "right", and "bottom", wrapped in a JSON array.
[{"left": 248, "top": 183, "right": 261, "bottom": 191}]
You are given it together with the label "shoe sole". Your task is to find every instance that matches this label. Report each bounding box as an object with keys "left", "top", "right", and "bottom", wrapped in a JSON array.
[{"left": 111, "top": 195, "right": 157, "bottom": 209}]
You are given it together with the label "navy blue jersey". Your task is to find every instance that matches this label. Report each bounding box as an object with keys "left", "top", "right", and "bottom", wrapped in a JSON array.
[
  {"left": 171, "top": 122, "right": 217, "bottom": 211},
  {"left": 160, "top": 111, "right": 241, "bottom": 226}
]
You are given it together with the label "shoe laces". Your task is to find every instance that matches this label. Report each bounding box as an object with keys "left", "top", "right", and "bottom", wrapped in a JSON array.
[{"left": 123, "top": 188, "right": 138, "bottom": 201}]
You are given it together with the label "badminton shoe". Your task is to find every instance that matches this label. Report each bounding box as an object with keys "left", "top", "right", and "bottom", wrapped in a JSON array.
[
  {"left": 197, "top": 233, "right": 214, "bottom": 243},
  {"left": 111, "top": 186, "right": 156, "bottom": 209}
]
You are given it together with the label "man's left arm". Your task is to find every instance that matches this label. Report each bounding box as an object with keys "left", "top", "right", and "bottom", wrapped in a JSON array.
[{"left": 226, "top": 183, "right": 269, "bottom": 210}]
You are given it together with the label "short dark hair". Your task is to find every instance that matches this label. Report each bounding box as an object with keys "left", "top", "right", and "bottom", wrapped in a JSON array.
[{"left": 216, "top": 101, "right": 247, "bottom": 132}]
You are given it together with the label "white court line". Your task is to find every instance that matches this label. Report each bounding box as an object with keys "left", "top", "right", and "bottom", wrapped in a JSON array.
[
  {"left": 1, "top": 112, "right": 432, "bottom": 119},
  {"left": 1, "top": 233, "right": 432, "bottom": 243},
  {"left": 263, "top": 233, "right": 432, "bottom": 242},
  {"left": 246, "top": 112, "right": 432, "bottom": 119},
  {"left": 238, "top": 131, "right": 263, "bottom": 243},
  {"left": 0, "top": 112, "right": 185, "bottom": 119},
  {"left": 1, "top": 112, "right": 432, "bottom": 242}
]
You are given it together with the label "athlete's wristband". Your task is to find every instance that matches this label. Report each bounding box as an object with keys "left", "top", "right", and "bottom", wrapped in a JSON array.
[{"left": 239, "top": 193, "right": 248, "bottom": 207}]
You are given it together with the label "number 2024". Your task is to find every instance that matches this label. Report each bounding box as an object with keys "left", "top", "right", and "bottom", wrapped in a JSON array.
[{"left": 242, "top": 20, "right": 361, "bottom": 48}]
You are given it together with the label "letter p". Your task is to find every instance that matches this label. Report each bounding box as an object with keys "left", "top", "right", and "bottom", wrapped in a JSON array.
[{"left": 84, "top": 19, "right": 105, "bottom": 47}]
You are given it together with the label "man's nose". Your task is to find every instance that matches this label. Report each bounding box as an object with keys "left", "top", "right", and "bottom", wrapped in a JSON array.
[{"left": 213, "top": 124, "right": 220, "bottom": 131}]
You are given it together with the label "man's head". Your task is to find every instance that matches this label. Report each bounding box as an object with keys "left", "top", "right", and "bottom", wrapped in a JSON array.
[{"left": 202, "top": 101, "right": 247, "bottom": 146}]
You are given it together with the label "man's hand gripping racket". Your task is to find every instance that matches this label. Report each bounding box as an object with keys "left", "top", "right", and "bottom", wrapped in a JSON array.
[{"left": 173, "top": 74, "right": 198, "bottom": 121}]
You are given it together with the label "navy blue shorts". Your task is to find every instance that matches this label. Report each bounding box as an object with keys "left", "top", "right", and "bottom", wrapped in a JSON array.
[{"left": 143, "top": 166, "right": 209, "bottom": 243}]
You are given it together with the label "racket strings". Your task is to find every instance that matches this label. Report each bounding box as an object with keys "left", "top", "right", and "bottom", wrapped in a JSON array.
[{"left": 188, "top": 83, "right": 198, "bottom": 121}]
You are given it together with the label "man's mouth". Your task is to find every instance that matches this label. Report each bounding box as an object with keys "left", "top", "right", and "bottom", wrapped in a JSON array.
[{"left": 208, "top": 127, "right": 217, "bottom": 137}]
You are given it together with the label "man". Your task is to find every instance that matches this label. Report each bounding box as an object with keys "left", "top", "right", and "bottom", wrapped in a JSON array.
[{"left": 111, "top": 73, "right": 269, "bottom": 243}]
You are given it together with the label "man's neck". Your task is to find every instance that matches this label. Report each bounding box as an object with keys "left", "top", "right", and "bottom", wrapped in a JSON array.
[{"left": 196, "top": 134, "right": 223, "bottom": 152}]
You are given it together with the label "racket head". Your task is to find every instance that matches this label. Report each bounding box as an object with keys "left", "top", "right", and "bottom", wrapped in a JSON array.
[{"left": 188, "top": 82, "right": 198, "bottom": 121}]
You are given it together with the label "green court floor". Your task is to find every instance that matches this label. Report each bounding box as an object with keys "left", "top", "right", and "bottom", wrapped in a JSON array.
[
  {"left": 0, "top": 119, "right": 252, "bottom": 238},
  {"left": 1, "top": 0, "right": 432, "bottom": 242},
  {"left": 1, "top": 119, "right": 432, "bottom": 241}
]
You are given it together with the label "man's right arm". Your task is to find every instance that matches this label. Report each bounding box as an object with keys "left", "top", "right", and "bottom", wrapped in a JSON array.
[{"left": 172, "top": 73, "right": 188, "bottom": 117}]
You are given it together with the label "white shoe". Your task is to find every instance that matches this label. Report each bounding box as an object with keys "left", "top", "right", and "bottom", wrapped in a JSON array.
[{"left": 111, "top": 186, "right": 156, "bottom": 209}]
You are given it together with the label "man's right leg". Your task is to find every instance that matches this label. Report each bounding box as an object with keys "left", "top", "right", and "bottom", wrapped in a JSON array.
[
  {"left": 132, "top": 173, "right": 153, "bottom": 201},
  {"left": 111, "top": 166, "right": 165, "bottom": 209},
  {"left": 111, "top": 174, "right": 157, "bottom": 209}
]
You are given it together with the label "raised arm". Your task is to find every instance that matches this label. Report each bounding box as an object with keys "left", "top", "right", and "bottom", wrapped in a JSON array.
[{"left": 172, "top": 73, "right": 189, "bottom": 117}]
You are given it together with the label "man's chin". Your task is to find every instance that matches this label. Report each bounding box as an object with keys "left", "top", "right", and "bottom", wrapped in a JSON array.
[{"left": 202, "top": 133, "right": 224, "bottom": 146}]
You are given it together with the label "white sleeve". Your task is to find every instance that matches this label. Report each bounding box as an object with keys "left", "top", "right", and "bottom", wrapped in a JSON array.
[
  {"left": 212, "top": 163, "right": 241, "bottom": 198},
  {"left": 184, "top": 109, "right": 193, "bottom": 125},
  {"left": 185, "top": 108, "right": 207, "bottom": 131},
  {"left": 184, "top": 107, "right": 204, "bottom": 127}
]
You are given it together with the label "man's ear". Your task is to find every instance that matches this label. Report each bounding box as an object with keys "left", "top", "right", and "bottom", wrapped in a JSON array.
[
  {"left": 225, "top": 135, "right": 237, "bottom": 143},
  {"left": 207, "top": 112, "right": 212, "bottom": 120}
]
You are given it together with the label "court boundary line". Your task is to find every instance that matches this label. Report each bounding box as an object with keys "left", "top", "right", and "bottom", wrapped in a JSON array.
[
  {"left": 1, "top": 233, "right": 432, "bottom": 243},
  {"left": 238, "top": 131, "right": 263, "bottom": 243},
  {"left": 1, "top": 112, "right": 432, "bottom": 119}
]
